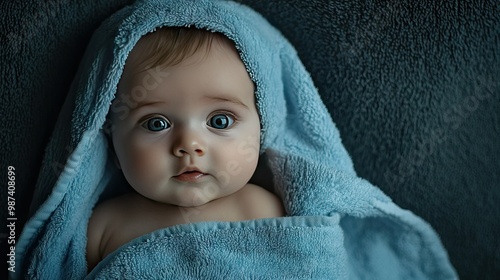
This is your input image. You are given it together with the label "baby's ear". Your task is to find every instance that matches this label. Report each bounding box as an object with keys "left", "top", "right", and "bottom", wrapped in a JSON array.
[
  {"left": 112, "top": 152, "right": 121, "bottom": 169},
  {"left": 102, "top": 118, "right": 121, "bottom": 169},
  {"left": 108, "top": 142, "right": 121, "bottom": 170},
  {"left": 102, "top": 116, "right": 114, "bottom": 136}
]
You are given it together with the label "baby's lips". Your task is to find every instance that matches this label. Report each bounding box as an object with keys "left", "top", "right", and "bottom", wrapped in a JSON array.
[
  {"left": 173, "top": 171, "right": 207, "bottom": 182},
  {"left": 175, "top": 165, "right": 204, "bottom": 176}
]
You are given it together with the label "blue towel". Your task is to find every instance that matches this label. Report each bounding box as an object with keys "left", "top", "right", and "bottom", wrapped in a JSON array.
[{"left": 14, "top": 0, "right": 457, "bottom": 279}]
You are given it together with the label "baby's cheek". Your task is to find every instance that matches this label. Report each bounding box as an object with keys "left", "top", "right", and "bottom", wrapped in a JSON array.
[
  {"left": 123, "top": 144, "right": 166, "bottom": 185},
  {"left": 224, "top": 138, "right": 259, "bottom": 183},
  {"left": 237, "top": 135, "right": 260, "bottom": 167}
]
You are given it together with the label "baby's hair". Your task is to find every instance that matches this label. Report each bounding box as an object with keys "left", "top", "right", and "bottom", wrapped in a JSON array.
[{"left": 130, "top": 27, "right": 235, "bottom": 71}]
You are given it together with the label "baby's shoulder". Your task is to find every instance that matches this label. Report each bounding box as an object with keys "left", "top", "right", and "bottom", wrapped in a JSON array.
[
  {"left": 87, "top": 193, "right": 150, "bottom": 236},
  {"left": 236, "top": 184, "right": 285, "bottom": 219},
  {"left": 90, "top": 193, "right": 140, "bottom": 218},
  {"left": 87, "top": 194, "right": 135, "bottom": 270}
]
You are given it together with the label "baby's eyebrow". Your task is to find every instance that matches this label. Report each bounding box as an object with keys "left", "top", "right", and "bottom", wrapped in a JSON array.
[
  {"left": 130, "top": 101, "right": 166, "bottom": 114},
  {"left": 204, "top": 96, "right": 248, "bottom": 109}
]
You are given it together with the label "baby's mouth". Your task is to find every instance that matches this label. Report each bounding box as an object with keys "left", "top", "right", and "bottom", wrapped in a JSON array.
[{"left": 173, "top": 170, "right": 207, "bottom": 183}]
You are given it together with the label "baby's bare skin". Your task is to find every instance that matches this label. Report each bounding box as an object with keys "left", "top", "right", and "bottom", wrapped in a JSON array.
[{"left": 87, "top": 183, "right": 283, "bottom": 270}]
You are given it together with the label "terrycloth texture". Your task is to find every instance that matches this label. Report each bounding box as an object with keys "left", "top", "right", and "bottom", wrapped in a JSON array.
[
  {"left": 13, "top": 0, "right": 457, "bottom": 279},
  {"left": 88, "top": 216, "right": 348, "bottom": 279},
  {"left": 5, "top": 0, "right": 498, "bottom": 279}
]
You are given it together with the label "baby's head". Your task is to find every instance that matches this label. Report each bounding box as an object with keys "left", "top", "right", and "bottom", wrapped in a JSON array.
[{"left": 108, "top": 27, "right": 261, "bottom": 207}]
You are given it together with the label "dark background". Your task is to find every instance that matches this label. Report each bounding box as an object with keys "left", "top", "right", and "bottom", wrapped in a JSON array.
[{"left": 1, "top": 0, "right": 499, "bottom": 279}]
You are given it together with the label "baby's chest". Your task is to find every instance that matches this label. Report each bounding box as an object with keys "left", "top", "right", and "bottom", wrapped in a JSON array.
[
  {"left": 101, "top": 208, "right": 178, "bottom": 256},
  {"left": 102, "top": 197, "right": 247, "bottom": 256}
]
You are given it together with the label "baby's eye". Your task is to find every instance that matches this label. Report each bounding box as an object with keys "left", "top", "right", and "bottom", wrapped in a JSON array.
[
  {"left": 142, "top": 117, "right": 170, "bottom": 132},
  {"left": 207, "top": 113, "right": 235, "bottom": 129}
]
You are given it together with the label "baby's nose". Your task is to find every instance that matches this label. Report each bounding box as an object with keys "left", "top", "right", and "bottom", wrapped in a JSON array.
[
  {"left": 174, "top": 145, "right": 205, "bottom": 157},
  {"left": 172, "top": 129, "right": 205, "bottom": 157}
]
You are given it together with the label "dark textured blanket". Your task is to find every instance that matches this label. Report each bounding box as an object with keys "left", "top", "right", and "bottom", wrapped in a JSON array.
[{"left": 1, "top": 0, "right": 499, "bottom": 278}]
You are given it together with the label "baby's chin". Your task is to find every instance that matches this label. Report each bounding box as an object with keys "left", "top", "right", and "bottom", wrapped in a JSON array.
[
  {"left": 135, "top": 180, "right": 245, "bottom": 207},
  {"left": 154, "top": 189, "right": 221, "bottom": 208},
  {"left": 174, "top": 197, "right": 212, "bottom": 207}
]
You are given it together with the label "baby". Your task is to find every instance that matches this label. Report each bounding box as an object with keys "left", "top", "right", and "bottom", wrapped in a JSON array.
[{"left": 86, "top": 27, "right": 285, "bottom": 270}]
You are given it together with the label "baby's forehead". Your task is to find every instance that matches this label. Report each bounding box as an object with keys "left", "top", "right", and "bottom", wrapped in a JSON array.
[
  {"left": 123, "top": 27, "right": 241, "bottom": 76},
  {"left": 119, "top": 37, "right": 250, "bottom": 91},
  {"left": 113, "top": 32, "right": 255, "bottom": 110}
]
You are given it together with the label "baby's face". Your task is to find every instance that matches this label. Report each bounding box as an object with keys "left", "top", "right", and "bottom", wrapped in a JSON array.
[{"left": 110, "top": 39, "right": 260, "bottom": 207}]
